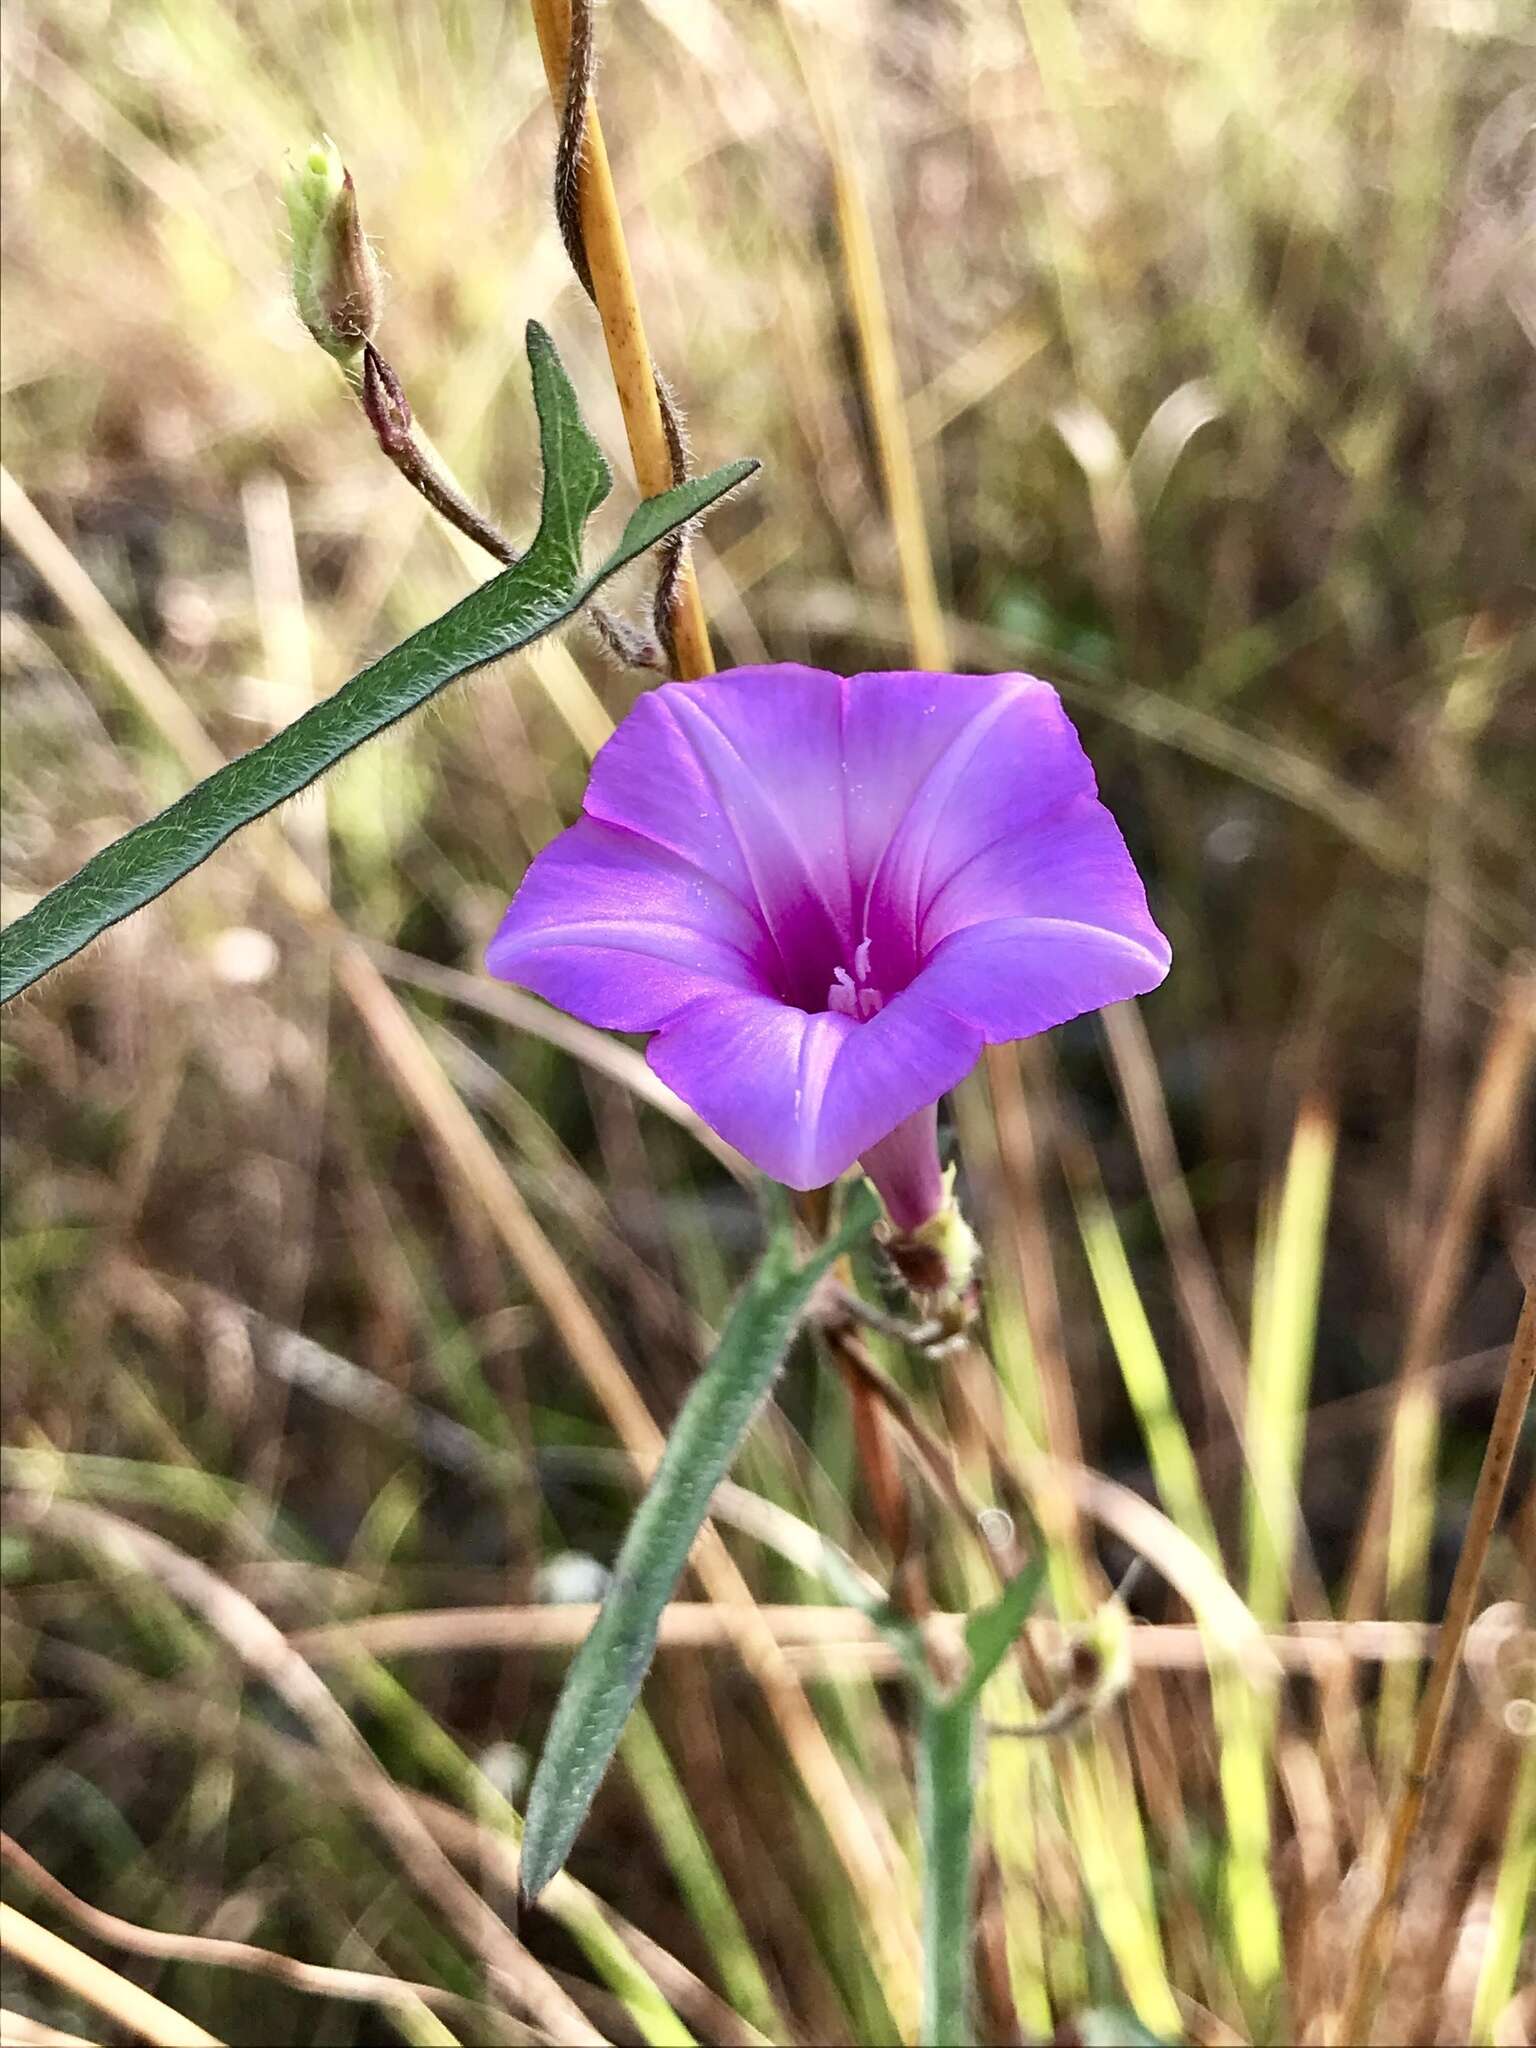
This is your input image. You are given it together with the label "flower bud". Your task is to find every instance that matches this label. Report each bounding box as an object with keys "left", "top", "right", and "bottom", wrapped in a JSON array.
[
  {"left": 284, "top": 139, "right": 381, "bottom": 362},
  {"left": 1061, "top": 1595, "right": 1132, "bottom": 1717}
]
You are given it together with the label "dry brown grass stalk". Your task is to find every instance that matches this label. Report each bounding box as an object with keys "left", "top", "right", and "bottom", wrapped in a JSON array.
[
  {"left": 0, "top": 1904, "right": 221, "bottom": 2048},
  {"left": 3, "top": 1491, "right": 605, "bottom": 2043},
  {"left": 0, "top": 1834, "right": 522, "bottom": 2038},
  {"left": 1336, "top": 1284, "right": 1536, "bottom": 2043},
  {"left": 284, "top": 1598, "right": 1504, "bottom": 1678}
]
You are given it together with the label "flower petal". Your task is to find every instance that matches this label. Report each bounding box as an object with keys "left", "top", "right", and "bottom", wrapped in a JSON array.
[
  {"left": 913, "top": 909, "right": 1170, "bottom": 1045},
  {"left": 648, "top": 984, "right": 980, "bottom": 1189},
  {"left": 580, "top": 666, "right": 853, "bottom": 1000},
  {"left": 818, "top": 984, "right": 982, "bottom": 1169},
  {"left": 845, "top": 672, "right": 1098, "bottom": 983},
  {"left": 487, "top": 817, "right": 771, "bottom": 1031},
  {"left": 922, "top": 775, "right": 1169, "bottom": 968},
  {"left": 904, "top": 741, "right": 1171, "bottom": 1041},
  {"left": 646, "top": 996, "right": 859, "bottom": 1187}
]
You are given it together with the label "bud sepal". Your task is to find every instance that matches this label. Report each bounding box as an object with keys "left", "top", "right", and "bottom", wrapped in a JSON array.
[{"left": 873, "top": 1162, "right": 981, "bottom": 1327}]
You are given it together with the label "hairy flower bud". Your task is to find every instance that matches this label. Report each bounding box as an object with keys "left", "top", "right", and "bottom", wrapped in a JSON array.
[
  {"left": 284, "top": 140, "right": 381, "bottom": 362},
  {"left": 878, "top": 1162, "right": 981, "bottom": 1320}
]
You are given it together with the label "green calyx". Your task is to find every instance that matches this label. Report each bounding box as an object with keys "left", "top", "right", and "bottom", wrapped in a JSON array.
[{"left": 879, "top": 1162, "right": 981, "bottom": 1314}]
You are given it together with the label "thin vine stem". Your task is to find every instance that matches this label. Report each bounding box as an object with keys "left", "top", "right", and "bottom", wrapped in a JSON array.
[{"left": 352, "top": 342, "right": 663, "bottom": 670}]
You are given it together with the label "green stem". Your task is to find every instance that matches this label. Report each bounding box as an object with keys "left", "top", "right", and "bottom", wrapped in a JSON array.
[{"left": 919, "top": 1694, "right": 977, "bottom": 2048}]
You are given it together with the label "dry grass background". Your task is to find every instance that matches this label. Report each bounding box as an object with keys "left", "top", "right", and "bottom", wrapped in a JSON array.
[{"left": 1, "top": 0, "right": 1534, "bottom": 2042}]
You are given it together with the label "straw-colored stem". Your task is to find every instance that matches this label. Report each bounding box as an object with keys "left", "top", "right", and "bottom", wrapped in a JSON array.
[
  {"left": 784, "top": 22, "right": 946, "bottom": 671},
  {"left": 526, "top": 0, "right": 713, "bottom": 679},
  {"left": 0, "top": 1901, "right": 223, "bottom": 2048},
  {"left": 1335, "top": 1286, "right": 1536, "bottom": 2044},
  {"left": 0, "top": 1832, "right": 475, "bottom": 2041},
  {"left": 825, "top": 124, "right": 947, "bottom": 672},
  {"left": 1348, "top": 971, "right": 1536, "bottom": 1626}
]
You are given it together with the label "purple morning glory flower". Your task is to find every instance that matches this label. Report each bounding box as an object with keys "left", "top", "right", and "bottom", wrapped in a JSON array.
[{"left": 487, "top": 666, "right": 1170, "bottom": 1230}]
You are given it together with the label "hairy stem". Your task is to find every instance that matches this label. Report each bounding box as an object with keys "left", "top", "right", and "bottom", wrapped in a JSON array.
[
  {"left": 354, "top": 344, "right": 663, "bottom": 670},
  {"left": 919, "top": 1695, "right": 977, "bottom": 2048}
]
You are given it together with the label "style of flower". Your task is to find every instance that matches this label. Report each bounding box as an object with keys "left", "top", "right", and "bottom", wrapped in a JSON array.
[{"left": 487, "top": 666, "right": 1170, "bottom": 1232}]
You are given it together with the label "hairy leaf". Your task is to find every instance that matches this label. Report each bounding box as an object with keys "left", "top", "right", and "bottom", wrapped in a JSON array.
[
  {"left": 519, "top": 1185, "right": 882, "bottom": 1902},
  {"left": 1, "top": 322, "right": 755, "bottom": 1005},
  {"left": 957, "top": 1554, "right": 1047, "bottom": 1705}
]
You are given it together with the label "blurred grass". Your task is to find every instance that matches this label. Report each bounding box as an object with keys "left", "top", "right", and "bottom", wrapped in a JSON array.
[{"left": 2, "top": 0, "right": 1534, "bottom": 2042}]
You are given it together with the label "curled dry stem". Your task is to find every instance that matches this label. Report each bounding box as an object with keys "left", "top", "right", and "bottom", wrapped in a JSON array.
[
  {"left": 2, "top": 1490, "right": 606, "bottom": 2045},
  {"left": 824, "top": 1280, "right": 950, "bottom": 1354},
  {"left": 0, "top": 1901, "right": 222, "bottom": 2048}
]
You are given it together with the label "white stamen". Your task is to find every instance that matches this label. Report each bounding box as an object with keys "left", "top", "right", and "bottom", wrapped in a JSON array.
[{"left": 827, "top": 964, "right": 860, "bottom": 1018}]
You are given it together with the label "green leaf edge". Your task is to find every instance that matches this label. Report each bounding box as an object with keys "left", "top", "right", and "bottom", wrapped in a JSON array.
[
  {"left": 0, "top": 320, "right": 757, "bottom": 1005},
  {"left": 956, "top": 1553, "right": 1048, "bottom": 1706},
  {"left": 519, "top": 1183, "right": 882, "bottom": 1903}
]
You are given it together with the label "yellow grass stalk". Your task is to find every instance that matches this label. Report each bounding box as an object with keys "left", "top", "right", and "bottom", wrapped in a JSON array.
[
  {"left": 1061, "top": 1117, "right": 1285, "bottom": 2003},
  {"left": 957, "top": 1067, "right": 1182, "bottom": 2031},
  {"left": 525, "top": 0, "right": 713, "bottom": 680},
  {"left": 778, "top": 16, "right": 947, "bottom": 671},
  {"left": 1470, "top": 1731, "right": 1536, "bottom": 2045}
]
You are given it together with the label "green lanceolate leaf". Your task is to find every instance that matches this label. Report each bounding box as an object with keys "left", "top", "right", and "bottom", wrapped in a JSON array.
[
  {"left": 0, "top": 322, "right": 757, "bottom": 1006},
  {"left": 917, "top": 1555, "right": 1046, "bottom": 2046},
  {"left": 918, "top": 1694, "right": 979, "bottom": 2048},
  {"left": 519, "top": 1184, "right": 882, "bottom": 1903},
  {"left": 956, "top": 1553, "right": 1047, "bottom": 1706}
]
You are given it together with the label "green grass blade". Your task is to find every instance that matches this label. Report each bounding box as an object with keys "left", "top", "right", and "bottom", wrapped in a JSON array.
[
  {"left": 619, "top": 1706, "right": 786, "bottom": 2042},
  {"left": 1069, "top": 1159, "right": 1285, "bottom": 2006},
  {"left": 1244, "top": 1098, "right": 1337, "bottom": 1625},
  {"left": 1471, "top": 1732, "right": 1536, "bottom": 2044},
  {"left": 912, "top": 1562, "right": 1046, "bottom": 2048},
  {"left": 0, "top": 322, "right": 756, "bottom": 1005},
  {"left": 519, "top": 1184, "right": 881, "bottom": 1902}
]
